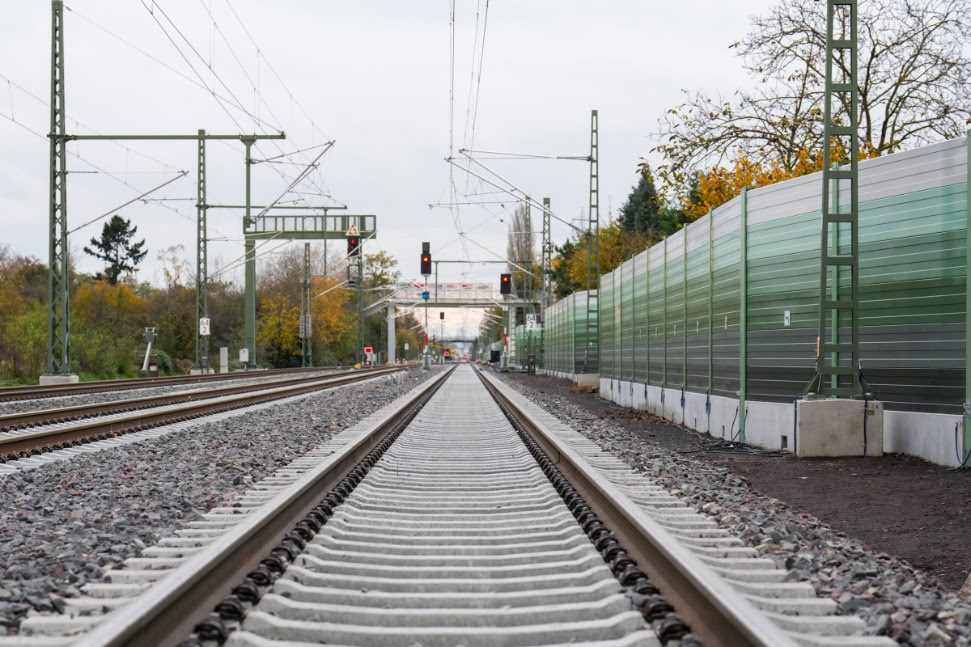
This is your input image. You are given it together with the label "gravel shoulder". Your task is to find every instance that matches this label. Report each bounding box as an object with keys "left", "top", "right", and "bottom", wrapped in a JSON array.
[
  {"left": 499, "top": 370, "right": 971, "bottom": 646},
  {"left": 0, "top": 368, "right": 436, "bottom": 634}
]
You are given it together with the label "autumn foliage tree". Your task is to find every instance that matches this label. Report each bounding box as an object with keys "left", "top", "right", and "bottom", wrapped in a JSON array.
[{"left": 654, "top": 0, "right": 971, "bottom": 206}]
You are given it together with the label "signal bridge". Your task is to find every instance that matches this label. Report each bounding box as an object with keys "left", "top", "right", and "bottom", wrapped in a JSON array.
[
  {"left": 366, "top": 280, "right": 542, "bottom": 365},
  {"left": 365, "top": 281, "right": 540, "bottom": 315}
]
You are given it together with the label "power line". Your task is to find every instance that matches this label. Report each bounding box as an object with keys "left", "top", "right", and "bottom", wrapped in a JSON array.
[
  {"left": 192, "top": 0, "right": 334, "bottom": 200},
  {"left": 68, "top": 171, "right": 189, "bottom": 235},
  {"left": 64, "top": 6, "right": 279, "bottom": 134},
  {"left": 141, "top": 1, "right": 326, "bottom": 201}
]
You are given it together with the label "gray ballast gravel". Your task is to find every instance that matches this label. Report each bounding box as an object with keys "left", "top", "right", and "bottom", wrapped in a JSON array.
[
  {"left": 0, "top": 368, "right": 435, "bottom": 635},
  {"left": 227, "top": 365, "right": 656, "bottom": 646},
  {"left": 496, "top": 372, "right": 971, "bottom": 647}
]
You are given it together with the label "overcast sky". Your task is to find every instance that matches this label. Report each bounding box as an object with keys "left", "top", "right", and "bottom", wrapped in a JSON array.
[{"left": 0, "top": 1, "right": 781, "bottom": 339}]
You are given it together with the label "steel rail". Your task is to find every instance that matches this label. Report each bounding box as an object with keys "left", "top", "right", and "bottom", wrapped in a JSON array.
[
  {"left": 0, "top": 365, "right": 367, "bottom": 403},
  {"left": 73, "top": 367, "right": 454, "bottom": 647},
  {"left": 0, "top": 368, "right": 393, "bottom": 432},
  {"left": 0, "top": 367, "right": 405, "bottom": 459},
  {"left": 474, "top": 368, "right": 798, "bottom": 647}
]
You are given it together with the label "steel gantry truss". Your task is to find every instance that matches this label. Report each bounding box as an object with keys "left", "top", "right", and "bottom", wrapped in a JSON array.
[
  {"left": 242, "top": 214, "right": 376, "bottom": 367},
  {"left": 807, "top": 0, "right": 864, "bottom": 398}
]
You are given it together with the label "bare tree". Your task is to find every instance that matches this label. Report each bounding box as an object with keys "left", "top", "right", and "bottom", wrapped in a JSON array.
[
  {"left": 505, "top": 204, "right": 538, "bottom": 301},
  {"left": 653, "top": 0, "right": 971, "bottom": 190}
]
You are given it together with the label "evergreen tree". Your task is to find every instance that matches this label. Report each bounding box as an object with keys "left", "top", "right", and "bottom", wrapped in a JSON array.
[
  {"left": 551, "top": 239, "right": 582, "bottom": 299},
  {"left": 618, "top": 168, "right": 662, "bottom": 238},
  {"left": 83, "top": 215, "right": 147, "bottom": 285}
]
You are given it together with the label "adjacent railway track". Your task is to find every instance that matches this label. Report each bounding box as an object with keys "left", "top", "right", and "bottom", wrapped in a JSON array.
[
  {"left": 4, "top": 364, "right": 894, "bottom": 646},
  {"left": 0, "top": 366, "right": 354, "bottom": 403},
  {"left": 0, "top": 366, "right": 403, "bottom": 461}
]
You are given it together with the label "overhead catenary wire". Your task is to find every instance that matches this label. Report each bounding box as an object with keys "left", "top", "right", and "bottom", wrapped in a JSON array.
[
  {"left": 138, "top": 2, "right": 334, "bottom": 203},
  {"left": 460, "top": 148, "right": 591, "bottom": 161},
  {"left": 0, "top": 108, "right": 233, "bottom": 239},
  {"left": 447, "top": 0, "right": 470, "bottom": 261},
  {"left": 0, "top": 70, "right": 184, "bottom": 176},
  {"left": 445, "top": 154, "right": 586, "bottom": 234},
  {"left": 65, "top": 3, "right": 338, "bottom": 215},
  {"left": 193, "top": 0, "right": 330, "bottom": 188},
  {"left": 68, "top": 171, "right": 189, "bottom": 235},
  {"left": 4, "top": 6, "right": 341, "bottom": 288}
]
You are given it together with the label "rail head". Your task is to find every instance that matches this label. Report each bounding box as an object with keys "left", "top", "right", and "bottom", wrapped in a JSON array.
[
  {"left": 476, "top": 368, "right": 798, "bottom": 647},
  {"left": 72, "top": 366, "right": 453, "bottom": 647}
]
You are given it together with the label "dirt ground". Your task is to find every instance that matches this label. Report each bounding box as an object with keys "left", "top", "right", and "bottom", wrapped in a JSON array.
[{"left": 503, "top": 372, "right": 971, "bottom": 592}]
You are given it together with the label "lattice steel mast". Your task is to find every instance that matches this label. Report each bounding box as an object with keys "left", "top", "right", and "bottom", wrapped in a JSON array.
[
  {"left": 195, "top": 130, "right": 209, "bottom": 371},
  {"left": 808, "top": 0, "right": 863, "bottom": 397},
  {"left": 583, "top": 109, "right": 600, "bottom": 374},
  {"left": 540, "top": 196, "right": 552, "bottom": 367},
  {"left": 301, "top": 242, "right": 312, "bottom": 367},
  {"left": 46, "top": 0, "right": 70, "bottom": 377}
]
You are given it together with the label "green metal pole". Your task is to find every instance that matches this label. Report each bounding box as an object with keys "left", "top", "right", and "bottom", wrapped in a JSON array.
[
  {"left": 195, "top": 129, "right": 209, "bottom": 372},
  {"left": 663, "top": 238, "right": 668, "bottom": 398},
  {"left": 965, "top": 128, "right": 971, "bottom": 461},
  {"left": 619, "top": 265, "right": 624, "bottom": 389},
  {"left": 646, "top": 250, "right": 651, "bottom": 399},
  {"left": 357, "top": 253, "right": 364, "bottom": 365},
  {"left": 740, "top": 188, "right": 749, "bottom": 442},
  {"left": 831, "top": 163, "right": 841, "bottom": 391},
  {"left": 302, "top": 242, "right": 311, "bottom": 367},
  {"left": 683, "top": 225, "right": 688, "bottom": 417},
  {"left": 243, "top": 138, "right": 256, "bottom": 368},
  {"left": 631, "top": 258, "right": 636, "bottom": 389},
  {"left": 46, "top": 0, "right": 71, "bottom": 377},
  {"left": 708, "top": 210, "right": 714, "bottom": 427}
]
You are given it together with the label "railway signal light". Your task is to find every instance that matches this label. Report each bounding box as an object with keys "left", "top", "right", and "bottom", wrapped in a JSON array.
[
  {"left": 500, "top": 273, "right": 511, "bottom": 295},
  {"left": 347, "top": 235, "right": 360, "bottom": 257},
  {"left": 421, "top": 242, "right": 432, "bottom": 275}
]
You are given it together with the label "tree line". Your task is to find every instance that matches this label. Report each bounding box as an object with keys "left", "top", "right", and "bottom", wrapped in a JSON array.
[{"left": 0, "top": 236, "right": 418, "bottom": 385}]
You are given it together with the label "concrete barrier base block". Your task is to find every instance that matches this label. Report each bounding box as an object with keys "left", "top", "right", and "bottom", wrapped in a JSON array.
[
  {"left": 796, "top": 398, "right": 883, "bottom": 457},
  {"left": 575, "top": 373, "right": 599, "bottom": 388},
  {"left": 38, "top": 373, "right": 80, "bottom": 385}
]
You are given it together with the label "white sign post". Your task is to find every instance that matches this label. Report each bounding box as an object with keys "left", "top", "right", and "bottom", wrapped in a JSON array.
[
  {"left": 525, "top": 314, "right": 537, "bottom": 332},
  {"left": 199, "top": 317, "right": 211, "bottom": 336}
]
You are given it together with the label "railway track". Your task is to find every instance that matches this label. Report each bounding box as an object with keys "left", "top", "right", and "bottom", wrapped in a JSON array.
[
  {"left": 4, "top": 365, "right": 896, "bottom": 646},
  {"left": 0, "top": 366, "right": 403, "bottom": 462},
  {"left": 0, "top": 366, "right": 351, "bottom": 403}
]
